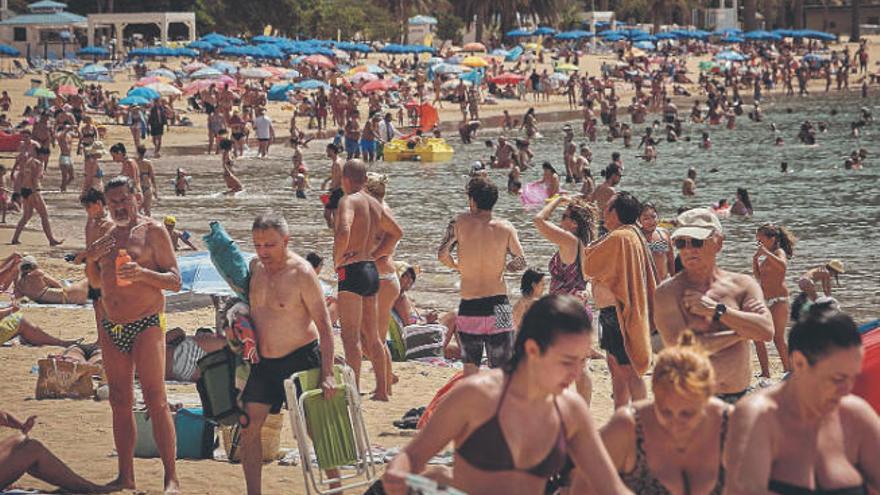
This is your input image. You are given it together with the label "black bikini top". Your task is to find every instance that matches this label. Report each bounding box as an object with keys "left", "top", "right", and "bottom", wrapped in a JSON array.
[{"left": 456, "top": 377, "right": 569, "bottom": 479}]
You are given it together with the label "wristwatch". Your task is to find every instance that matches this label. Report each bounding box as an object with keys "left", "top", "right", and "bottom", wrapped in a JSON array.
[{"left": 712, "top": 303, "right": 727, "bottom": 323}]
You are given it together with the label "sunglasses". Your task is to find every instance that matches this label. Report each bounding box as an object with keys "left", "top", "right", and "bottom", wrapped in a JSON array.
[{"left": 674, "top": 238, "right": 706, "bottom": 249}]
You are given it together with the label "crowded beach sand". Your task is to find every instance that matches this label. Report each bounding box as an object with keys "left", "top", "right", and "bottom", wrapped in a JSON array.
[{"left": 0, "top": 30, "right": 878, "bottom": 495}]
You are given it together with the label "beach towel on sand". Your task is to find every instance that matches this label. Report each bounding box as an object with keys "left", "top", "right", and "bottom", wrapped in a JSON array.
[{"left": 582, "top": 225, "right": 658, "bottom": 375}]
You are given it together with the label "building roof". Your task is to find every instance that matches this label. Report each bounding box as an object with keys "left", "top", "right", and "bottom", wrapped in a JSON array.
[
  {"left": 0, "top": 11, "right": 87, "bottom": 25},
  {"left": 408, "top": 15, "right": 438, "bottom": 25}
]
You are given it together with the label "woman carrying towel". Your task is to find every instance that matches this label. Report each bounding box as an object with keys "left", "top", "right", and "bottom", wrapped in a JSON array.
[{"left": 382, "top": 295, "right": 631, "bottom": 495}]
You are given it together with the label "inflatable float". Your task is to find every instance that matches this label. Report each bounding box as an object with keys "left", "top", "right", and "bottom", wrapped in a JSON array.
[{"left": 382, "top": 138, "right": 454, "bottom": 162}]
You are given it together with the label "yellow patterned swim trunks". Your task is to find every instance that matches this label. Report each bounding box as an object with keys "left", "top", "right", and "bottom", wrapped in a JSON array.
[{"left": 0, "top": 312, "right": 23, "bottom": 345}]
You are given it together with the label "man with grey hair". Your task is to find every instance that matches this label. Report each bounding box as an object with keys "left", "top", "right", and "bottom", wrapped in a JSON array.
[
  {"left": 334, "top": 159, "right": 402, "bottom": 401},
  {"left": 241, "top": 210, "right": 337, "bottom": 494},
  {"left": 654, "top": 208, "right": 774, "bottom": 403}
]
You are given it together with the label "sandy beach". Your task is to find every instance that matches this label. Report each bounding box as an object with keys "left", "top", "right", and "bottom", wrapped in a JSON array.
[{"left": 1, "top": 36, "right": 876, "bottom": 494}]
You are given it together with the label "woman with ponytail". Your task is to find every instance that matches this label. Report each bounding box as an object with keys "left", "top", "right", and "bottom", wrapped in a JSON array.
[
  {"left": 574, "top": 331, "right": 732, "bottom": 495},
  {"left": 753, "top": 223, "right": 797, "bottom": 378},
  {"left": 382, "top": 295, "right": 630, "bottom": 495}
]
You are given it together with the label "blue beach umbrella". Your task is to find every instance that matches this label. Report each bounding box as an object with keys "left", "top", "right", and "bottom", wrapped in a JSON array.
[
  {"left": 293, "top": 79, "right": 330, "bottom": 90},
  {"left": 715, "top": 50, "right": 748, "bottom": 62},
  {"left": 635, "top": 40, "right": 656, "bottom": 51},
  {"left": 211, "top": 61, "right": 237, "bottom": 74},
  {"left": 79, "top": 64, "right": 108, "bottom": 75},
  {"left": 77, "top": 46, "right": 109, "bottom": 57},
  {"left": 506, "top": 29, "right": 533, "bottom": 38},
  {"left": 127, "top": 86, "right": 160, "bottom": 100},
  {"left": 0, "top": 43, "right": 20, "bottom": 57},
  {"left": 533, "top": 27, "right": 557, "bottom": 36},
  {"left": 176, "top": 251, "right": 256, "bottom": 297},
  {"left": 187, "top": 40, "right": 214, "bottom": 51},
  {"left": 119, "top": 95, "right": 150, "bottom": 106},
  {"left": 555, "top": 30, "right": 593, "bottom": 40},
  {"left": 147, "top": 68, "right": 178, "bottom": 80},
  {"left": 191, "top": 67, "right": 223, "bottom": 79}
]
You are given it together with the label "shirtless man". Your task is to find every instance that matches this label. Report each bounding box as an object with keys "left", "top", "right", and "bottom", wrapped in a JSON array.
[
  {"left": 654, "top": 208, "right": 774, "bottom": 403},
  {"left": 344, "top": 112, "right": 361, "bottom": 159},
  {"left": 10, "top": 147, "right": 63, "bottom": 246},
  {"left": 682, "top": 167, "right": 697, "bottom": 196},
  {"left": 562, "top": 125, "right": 578, "bottom": 182},
  {"left": 86, "top": 176, "right": 181, "bottom": 493},
  {"left": 32, "top": 114, "right": 52, "bottom": 170},
  {"left": 110, "top": 143, "right": 141, "bottom": 192},
  {"left": 241, "top": 212, "right": 336, "bottom": 495},
  {"left": 438, "top": 177, "right": 526, "bottom": 376},
  {"left": 589, "top": 163, "right": 622, "bottom": 236},
  {"left": 493, "top": 136, "right": 516, "bottom": 169},
  {"left": 322, "top": 143, "right": 344, "bottom": 228},
  {"left": 663, "top": 97, "right": 678, "bottom": 124},
  {"left": 56, "top": 124, "right": 77, "bottom": 192},
  {"left": 334, "top": 160, "right": 402, "bottom": 400}
]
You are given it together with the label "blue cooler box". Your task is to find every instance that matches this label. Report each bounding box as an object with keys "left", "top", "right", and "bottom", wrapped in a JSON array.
[{"left": 134, "top": 407, "right": 215, "bottom": 459}]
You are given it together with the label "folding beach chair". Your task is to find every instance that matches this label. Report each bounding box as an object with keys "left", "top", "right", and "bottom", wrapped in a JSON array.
[{"left": 284, "top": 365, "right": 377, "bottom": 495}]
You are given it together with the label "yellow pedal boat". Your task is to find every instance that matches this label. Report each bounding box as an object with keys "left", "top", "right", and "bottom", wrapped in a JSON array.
[{"left": 382, "top": 138, "right": 454, "bottom": 162}]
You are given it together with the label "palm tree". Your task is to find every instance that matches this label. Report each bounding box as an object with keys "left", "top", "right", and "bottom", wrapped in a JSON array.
[{"left": 851, "top": 0, "right": 861, "bottom": 41}]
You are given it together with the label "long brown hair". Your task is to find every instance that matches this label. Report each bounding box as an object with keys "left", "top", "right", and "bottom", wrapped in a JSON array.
[
  {"left": 757, "top": 223, "right": 796, "bottom": 257},
  {"left": 565, "top": 198, "right": 599, "bottom": 245}
]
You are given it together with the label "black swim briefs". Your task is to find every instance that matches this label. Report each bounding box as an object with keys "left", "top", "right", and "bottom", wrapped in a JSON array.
[
  {"left": 337, "top": 260, "right": 379, "bottom": 297},
  {"left": 325, "top": 188, "right": 344, "bottom": 210},
  {"left": 599, "top": 306, "right": 630, "bottom": 365},
  {"left": 241, "top": 340, "right": 321, "bottom": 413},
  {"left": 20, "top": 188, "right": 33, "bottom": 199}
]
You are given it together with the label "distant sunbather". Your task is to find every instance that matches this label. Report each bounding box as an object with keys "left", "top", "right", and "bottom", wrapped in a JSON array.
[{"left": 13, "top": 256, "right": 89, "bottom": 304}]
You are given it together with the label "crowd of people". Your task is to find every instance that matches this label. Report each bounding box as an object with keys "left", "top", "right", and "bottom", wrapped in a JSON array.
[{"left": 0, "top": 29, "right": 877, "bottom": 495}]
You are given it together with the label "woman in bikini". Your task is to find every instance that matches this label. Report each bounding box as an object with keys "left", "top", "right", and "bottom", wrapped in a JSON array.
[
  {"left": 382, "top": 295, "right": 631, "bottom": 495},
  {"left": 640, "top": 203, "right": 676, "bottom": 281},
  {"left": 126, "top": 105, "right": 144, "bottom": 150},
  {"left": 725, "top": 310, "right": 880, "bottom": 495},
  {"left": 753, "top": 223, "right": 796, "bottom": 379},
  {"left": 574, "top": 331, "right": 732, "bottom": 495},
  {"left": 82, "top": 142, "right": 105, "bottom": 195},
  {"left": 364, "top": 172, "right": 398, "bottom": 401},
  {"left": 228, "top": 110, "right": 246, "bottom": 158},
  {"left": 77, "top": 116, "right": 98, "bottom": 154},
  {"left": 134, "top": 145, "right": 158, "bottom": 216},
  {"left": 14, "top": 257, "right": 89, "bottom": 305},
  {"left": 534, "top": 195, "right": 599, "bottom": 403}
]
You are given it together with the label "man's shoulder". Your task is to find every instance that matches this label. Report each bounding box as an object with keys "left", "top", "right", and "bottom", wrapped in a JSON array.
[{"left": 656, "top": 272, "right": 685, "bottom": 296}]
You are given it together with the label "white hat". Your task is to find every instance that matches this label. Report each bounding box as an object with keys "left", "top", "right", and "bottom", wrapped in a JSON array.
[{"left": 672, "top": 208, "right": 723, "bottom": 240}]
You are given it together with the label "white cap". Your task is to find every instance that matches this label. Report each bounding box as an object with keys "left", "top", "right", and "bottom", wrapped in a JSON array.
[{"left": 672, "top": 208, "right": 723, "bottom": 240}]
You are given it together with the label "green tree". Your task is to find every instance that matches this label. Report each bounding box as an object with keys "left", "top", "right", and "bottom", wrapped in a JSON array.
[{"left": 436, "top": 12, "right": 465, "bottom": 44}]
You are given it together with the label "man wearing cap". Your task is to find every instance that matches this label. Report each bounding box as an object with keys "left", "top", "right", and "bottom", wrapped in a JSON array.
[
  {"left": 163, "top": 216, "right": 197, "bottom": 251},
  {"left": 654, "top": 208, "right": 774, "bottom": 403}
]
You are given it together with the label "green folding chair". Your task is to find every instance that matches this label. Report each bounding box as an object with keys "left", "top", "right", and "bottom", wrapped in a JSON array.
[{"left": 284, "top": 365, "right": 377, "bottom": 495}]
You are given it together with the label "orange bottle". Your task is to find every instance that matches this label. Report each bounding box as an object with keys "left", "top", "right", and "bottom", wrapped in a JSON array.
[{"left": 116, "top": 249, "right": 132, "bottom": 287}]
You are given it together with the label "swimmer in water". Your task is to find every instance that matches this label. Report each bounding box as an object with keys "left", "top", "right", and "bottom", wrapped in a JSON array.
[
  {"left": 781, "top": 161, "right": 789, "bottom": 173},
  {"left": 682, "top": 168, "right": 697, "bottom": 196},
  {"left": 700, "top": 131, "right": 712, "bottom": 150},
  {"left": 775, "top": 136, "right": 784, "bottom": 146}
]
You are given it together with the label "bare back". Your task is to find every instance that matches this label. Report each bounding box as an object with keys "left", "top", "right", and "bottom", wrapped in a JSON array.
[
  {"left": 453, "top": 212, "right": 518, "bottom": 299},
  {"left": 335, "top": 190, "right": 382, "bottom": 266}
]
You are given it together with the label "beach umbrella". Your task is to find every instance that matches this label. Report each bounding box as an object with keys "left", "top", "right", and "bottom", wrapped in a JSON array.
[
  {"left": 506, "top": 29, "right": 533, "bottom": 38},
  {"left": 190, "top": 67, "right": 223, "bottom": 79},
  {"left": 461, "top": 56, "right": 488, "bottom": 68},
  {"left": 267, "top": 82, "right": 295, "bottom": 101},
  {"left": 550, "top": 72, "right": 569, "bottom": 83},
  {"left": 441, "top": 79, "right": 470, "bottom": 90},
  {"left": 744, "top": 30, "right": 782, "bottom": 41},
  {"left": 183, "top": 79, "right": 222, "bottom": 95},
  {"left": 348, "top": 64, "right": 385, "bottom": 74},
  {"left": 654, "top": 32, "right": 678, "bottom": 40},
  {"left": 800, "top": 30, "right": 836, "bottom": 41},
  {"left": 135, "top": 76, "right": 169, "bottom": 86},
  {"left": 282, "top": 69, "right": 301, "bottom": 79},
  {"left": 293, "top": 79, "right": 330, "bottom": 90},
  {"left": 118, "top": 95, "right": 150, "bottom": 106},
  {"left": 183, "top": 61, "right": 207, "bottom": 73},
  {"left": 533, "top": 27, "right": 557, "bottom": 36},
  {"left": 187, "top": 40, "right": 214, "bottom": 51},
  {"left": 634, "top": 40, "right": 656, "bottom": 51},
  {"left": 555, "top": 30, "right": 593, "bottom": 40},
  {"left": 0, "top": 43, "right": 20, "bottom": 57},
  {"left": 488, "top": 72, "right": 524, "bottom": 85},
  {"left": 432, "top": 63, "right": 467, "bottom": 75},
  {"left": 555, "top": 63, "right": 580, "bottom": 72},
  {"left": 719, "top": 36, "right": 745, "bottom": 43},
  {"left": 461, "top": 42, "right": 487, "bottom": 53},
  {"left": 490, "top": 48, "right": 510, "bottom": 58},
  {"left": 128, "top": 86, "right": 161, "bottom": 100},
  {"left": 302, "top": 54, "right": 334, "bottom": 68},
  {"left": 699, "top": 61, "right": 720, "bottom": 71},
  {"left": 146, "top": 68, "right": 177, "bottom": 80},
  {"left": 350, "top": 72, "right": 378, "bottom": 85},
  {"left": 360, "top": 79, "right": 398, "bottom": 93},
  {"left": 55, "top": 84, "right": 79, "bottom": 96},
  {"left": 47, "top": 70, "right": 84, "bottom": 89},
  {"left": 211, "top": 61, "right": 237, "bottom": 74},
  {"left": 176, "top": 251, "right": 256, "bottom": 297},
  {"left": 25, "top": 87, "right": 56, "bottom": 98},
  {"left": 336, "top": 41, "right": 372, "bottom": 53},
  {"left": 715, "top": 50, "right": 748, "bottom": 62},
  {"left": 238, "top": 67, "right": 273, "bottom": 79},
  {"left": 78, "top": 64, "right": 109, "bottom": 76},
  {"left": 143, "top": 82, "right": 182, "bottom": 97},
  {"left": 77, "top": 46, "right": 109, "bottom": 57},
  {"left": 803, "top": 52, "right": 831, "bottom": 63}
]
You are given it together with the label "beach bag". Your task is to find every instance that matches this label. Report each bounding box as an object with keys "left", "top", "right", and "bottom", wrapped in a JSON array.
[
  {"left": 220, "top": 412, "right": 284, "bottom": 463},
  {"left": 202, "top": 220, "right": 251, "bottom": 300},
  {"left": 196, "top": 347, "right": 248, "bottom": 427},
  {"left": 35, "top": 358, "right": 99, "bottom": 400},
  {"left": 134, "top": 408, "right": 216, "bottom": 459},
  {"left": 403, "top": 324, "right": 446, "bottom": 360}
]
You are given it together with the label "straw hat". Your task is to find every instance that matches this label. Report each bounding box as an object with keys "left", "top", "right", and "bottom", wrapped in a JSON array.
[
  {"left": 827, "top": 259, "right": 845, "bottom": 274},
  {"left": 83, "top": 141, "right": 106, "bottom": 158}
]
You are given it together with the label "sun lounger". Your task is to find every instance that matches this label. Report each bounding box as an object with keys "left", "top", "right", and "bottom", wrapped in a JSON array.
[{"left": 284, "top": 365, "right": 377, "bottom": 495}]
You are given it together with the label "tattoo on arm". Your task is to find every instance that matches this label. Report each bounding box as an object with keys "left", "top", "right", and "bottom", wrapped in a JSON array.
[{"left": 438, "top": 220, "right": 457, "bottom": 257}]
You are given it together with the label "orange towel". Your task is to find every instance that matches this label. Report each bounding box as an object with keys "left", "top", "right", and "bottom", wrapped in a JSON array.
[{"left": 582, "top": 225, "right": 658, "bottom": 375}]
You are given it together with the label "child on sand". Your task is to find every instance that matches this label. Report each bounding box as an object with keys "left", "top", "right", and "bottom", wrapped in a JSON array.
[{"left": 174, "top": 168, "right": 191, "bottom": 196}]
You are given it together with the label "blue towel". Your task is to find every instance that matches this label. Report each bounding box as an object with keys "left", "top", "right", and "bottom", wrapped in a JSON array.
[{"left": 202, "top": 221, "right": 251, "bottom": 302}]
